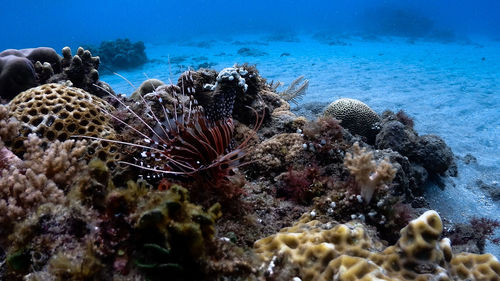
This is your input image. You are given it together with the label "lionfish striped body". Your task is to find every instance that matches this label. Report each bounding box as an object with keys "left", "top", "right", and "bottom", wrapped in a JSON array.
[
  {"left": 91, "top": 70, "right": 257, "bottom": 187},
  {"left": 140, "top": 104, "right": 242, "bottom": 183}
]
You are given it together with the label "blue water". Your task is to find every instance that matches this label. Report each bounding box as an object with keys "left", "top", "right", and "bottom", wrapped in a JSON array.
[
  {"left": 2, "top": 0, "right": 500, "bottom": 50},
  {"left": 2, "top": 0, "right": 500, "bottom": 256}
]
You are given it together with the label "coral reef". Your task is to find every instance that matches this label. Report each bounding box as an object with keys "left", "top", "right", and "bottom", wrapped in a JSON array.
[
  {"left": 180, "top": 65, "right": 281, "bottom": 126},
  {"left": 237, "top": 47, "right": 268, "bottom": 57},
  {"left": 0, "top": 104, "right": 20, "bottom": 144},
  {"left": 247, "top": 133, "right": 305, "bottom": 177},
  {"left": 202, "top": 66, "right": 249, "bottom": 121},
  {"left": 99, "top": 74, "right": 262, "bottom": 209},
  {"left": 255, "top": 210, "right": 500, "bottom": 281},
  {"left": 271, "top": 75, "right": 309, "bottom": 106},
  {"left": 414, "top": 135, "right": 455, "bottom": 175},
  {"left": 323, "top": 98, "right": 381, "bottom": 144},
  {"left": 0, "top": 61, "right": 491, "bottom": 281},
  {"left": 361, "top": 6, "right": 435, "bottom": 38},
  {"left": 87, "top": 38, "right": 148, "bottom": 70},
  {"left": 131, "top": 78, "right": 166, "bottom": 101},
  {"left": 100, "top": 184, "right": 223, "bottom": 281},
  {"left": 0, "top": 46, "right": 113, "bottom": 100}
]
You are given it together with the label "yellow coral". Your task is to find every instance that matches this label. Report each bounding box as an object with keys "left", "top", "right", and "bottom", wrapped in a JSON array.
[
  {"left": 344, "top": 142, "right": 396, "bottom": 203},
  {"left": 254, "top": 210, "right": 500, "bottom": 281}
]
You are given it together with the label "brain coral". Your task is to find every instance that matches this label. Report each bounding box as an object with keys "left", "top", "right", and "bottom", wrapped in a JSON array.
[
  {"left": 7, "top": 83, "right": 120, "bottom": 166},
  {"left": 324, "top": 98, "right": 381, "bottom": 143},
  {"left": 254, "top": 210, "right": 500, "bottom": 281}
]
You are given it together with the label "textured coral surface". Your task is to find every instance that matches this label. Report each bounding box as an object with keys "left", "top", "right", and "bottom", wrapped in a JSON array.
[
  {"left": 255, "top": 210, "right": 500, "bottom": 281},
  {"left": 7, "top": 83, "right": 120, "bottom": 165}
]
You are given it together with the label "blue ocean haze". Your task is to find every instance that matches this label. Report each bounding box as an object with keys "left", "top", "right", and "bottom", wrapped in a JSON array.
[{"left": 1, "top": 0, "right": 499, "bottom": 50}]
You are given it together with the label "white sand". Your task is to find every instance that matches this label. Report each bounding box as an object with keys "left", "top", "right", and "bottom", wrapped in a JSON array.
[{"left": 101, "top": 33, "right": 500, "bottom": 255}]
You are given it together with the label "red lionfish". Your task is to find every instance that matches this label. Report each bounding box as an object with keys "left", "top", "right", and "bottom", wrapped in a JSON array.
[{"left": 83, "top": 69, "right": 262, "bottom": 187}]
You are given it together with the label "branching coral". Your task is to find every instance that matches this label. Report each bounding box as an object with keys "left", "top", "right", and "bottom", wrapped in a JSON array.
[
  {"left": 0, "top": 134, "right": 88, "bottom": 230},
  {"left": 344, "top": 142, "right": 396, "bottom": 203},
  {"left": 0, "top": 104, "right": 19, "bottom": 145},
  {"left": 0, "top": 105, "right": 21, "bottom": 171}
]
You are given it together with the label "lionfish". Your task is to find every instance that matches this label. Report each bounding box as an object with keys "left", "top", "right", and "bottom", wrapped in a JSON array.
[{"left": 84, "top": 70, "right": 261, "bottom": 187}]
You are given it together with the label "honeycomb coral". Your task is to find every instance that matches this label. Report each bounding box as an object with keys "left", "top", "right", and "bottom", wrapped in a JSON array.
[
  {"left": 7, "top": 83, "right": 119, "bottom": 166},
  {"left": 254, "top": 210, "right": 500, "bottom": 281},
  {"left": 323, "top": 98, "right": 381, "bottom": 143}
]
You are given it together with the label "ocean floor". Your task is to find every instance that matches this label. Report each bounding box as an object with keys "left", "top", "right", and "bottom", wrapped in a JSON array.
[{"left": 101, "top": 33, "right": 500, "bottom": 256}]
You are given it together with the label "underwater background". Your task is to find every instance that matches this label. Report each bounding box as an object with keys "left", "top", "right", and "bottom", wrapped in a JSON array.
[
  {"left": 1, "top": 0, "right": 500, "bottom": 280},
  {"left": 2, "top": 0, "right": 500, "bottom": 50}
]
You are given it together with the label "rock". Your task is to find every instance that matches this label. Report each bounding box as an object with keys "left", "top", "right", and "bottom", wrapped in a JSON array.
[
  {"left": 376, "top": 120, "right": 418, "bottom": 156},
  {"left": 414, "top": 135, "right": 454, "bottom": 175},
  {"left": 477, "top": 179, "right": 500, "bottom": 201}
]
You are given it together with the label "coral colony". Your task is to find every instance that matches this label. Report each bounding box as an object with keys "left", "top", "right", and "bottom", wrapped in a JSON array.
[{"left": 0, "top": 45, "right": 499, "bottom": 281}]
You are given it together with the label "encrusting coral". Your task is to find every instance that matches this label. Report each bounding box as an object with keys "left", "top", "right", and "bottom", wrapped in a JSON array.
[
  {"left": 254, "top": 210, "right": 500, "bottom": 281},
  {"left": 344, "top": 142, "right": 397, "bottom": 203},
  {"left": 247, "top": 133, "right": 305, "bottom": 176}
]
